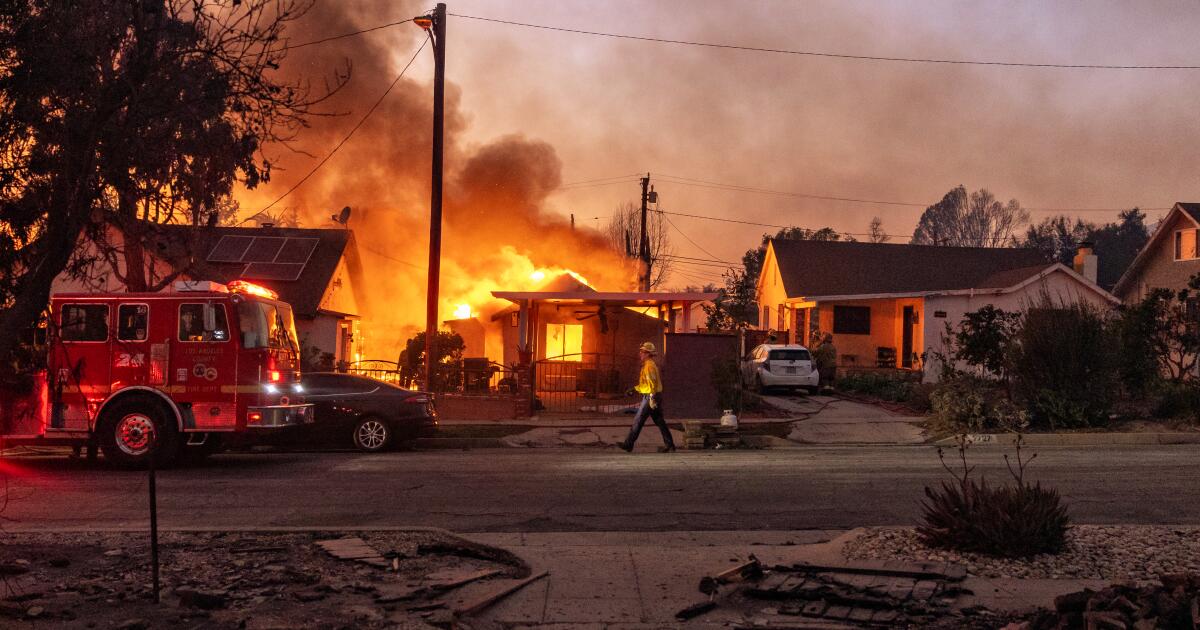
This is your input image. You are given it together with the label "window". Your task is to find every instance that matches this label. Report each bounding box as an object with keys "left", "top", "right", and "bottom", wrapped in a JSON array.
[
  {"left": 769, "top": 349, "right": 811, "bottom": 361},
  {"left": 236, "top": 300, "right": 298, "bottom": 351},
  {"left": 1177, "top": 229, "right": 1199, "bottom": 261},
  {"left": 832, "top": 305, "right": 871, "bottom": 335},
  {"left": 778, "top": 305, "right": 786, "bottom": 332},
  {"left": 179, "top": 303, "right": 229, "bottom": 342},
  {"left": 544, "top": 323, "right": 582, "bottom": 361},
  {"left": 60, "top": 304, "right": 109, "bottom": 342},
  {"left": 762, "top": 306, "right": 770, "bottom": 330},
  {"left": 117, "top": 304, "right": 148, "bottom": 341}
]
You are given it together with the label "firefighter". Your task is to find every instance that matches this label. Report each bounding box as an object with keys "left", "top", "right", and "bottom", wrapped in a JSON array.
[{"left": 619, "top": 342, "right": 676, "bottom": 453}]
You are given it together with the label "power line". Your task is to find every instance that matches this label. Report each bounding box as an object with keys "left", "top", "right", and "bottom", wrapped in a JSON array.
[
  {"left": 281, "top": 18, "right": 420, "bottom": 51},
  {"left": 660, "top": 210, "right": 726, "bottom": 262},
  {"left": 450, "top": 13, "right": 1200, "bottom": 71},
  {"left": 243, "top": 38, "right": 429, "bottom": 223},
  {"left": 361, "top": 244, "right": 425, "bottom": 270}
]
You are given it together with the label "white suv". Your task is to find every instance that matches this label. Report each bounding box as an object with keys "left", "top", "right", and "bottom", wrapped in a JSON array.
[{"left": 741, "top": 344, "right": 819, "bottom": 393}]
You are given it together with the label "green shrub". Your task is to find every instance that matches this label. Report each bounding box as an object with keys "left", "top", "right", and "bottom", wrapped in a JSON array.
[
  {"left": 1010, "top": 298, "right": 1120, "bottom": 430},
  {"left": 836, "top": 372, "right": 915, "bottom": 402},
  {"left": 928, "top": 376, "right": 1027, "bottom": 434},
  {"left": 918, "top": 477, "right": 1070, "bottom": 558},
  {"left": 1153, "top": 382, "right": 1200, "bottom": 423}
]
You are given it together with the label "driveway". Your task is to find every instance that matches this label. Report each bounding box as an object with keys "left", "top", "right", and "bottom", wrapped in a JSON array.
[{"left": 765, "top": 394, "right": 927, "bottom": 444}]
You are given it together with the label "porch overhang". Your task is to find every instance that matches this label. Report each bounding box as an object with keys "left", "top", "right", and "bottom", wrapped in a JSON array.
[{"left": 491, "top": 291, "right": 717, "bottom": 306}]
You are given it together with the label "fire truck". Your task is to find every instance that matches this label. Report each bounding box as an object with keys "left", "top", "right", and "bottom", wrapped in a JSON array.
[{"left": 0, "top": 280, "right": 313, "bottom": 466}]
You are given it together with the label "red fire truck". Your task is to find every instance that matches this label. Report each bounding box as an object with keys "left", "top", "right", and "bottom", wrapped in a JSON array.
[{"left": 0, "top": 280, "right": 313, "bottom": 466}]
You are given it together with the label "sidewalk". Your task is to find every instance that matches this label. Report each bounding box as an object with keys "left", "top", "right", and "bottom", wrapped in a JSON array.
[{"left": 454, "top": 529, "right": 1101, "bottom": 627}]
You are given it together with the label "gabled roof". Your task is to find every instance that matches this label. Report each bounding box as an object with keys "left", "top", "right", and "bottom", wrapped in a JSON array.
[
  {"left": 153, "top": 224, "right": 355, "bottom": 318},
  {"left": 1112, "top": 202, "right": 1200, "bottom": 297},
  {"left": 767, "top": 239, "right": 1051, "bottom": 299}
]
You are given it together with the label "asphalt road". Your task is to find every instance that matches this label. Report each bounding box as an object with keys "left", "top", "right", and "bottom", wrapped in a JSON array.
[{"left": 4, "top": 445, "right": 1199, "bottom": 532}]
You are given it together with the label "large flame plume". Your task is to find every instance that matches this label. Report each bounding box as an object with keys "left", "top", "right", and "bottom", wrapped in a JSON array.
[{"left": 234, "top": 1, "right": 635, "bottom": 357}]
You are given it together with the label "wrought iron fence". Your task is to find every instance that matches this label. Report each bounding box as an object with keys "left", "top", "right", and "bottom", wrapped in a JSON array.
[
  {"left": 533, "top": 353, "right": 642, "bottom": 414},
  {"left": 342, "top": 359, "right": 520, "bottom": 395}
]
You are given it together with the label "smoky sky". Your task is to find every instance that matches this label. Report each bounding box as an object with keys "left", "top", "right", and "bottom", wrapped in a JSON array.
[{"left": 238, "top": 0, "right": 1200, "bottom": 294}]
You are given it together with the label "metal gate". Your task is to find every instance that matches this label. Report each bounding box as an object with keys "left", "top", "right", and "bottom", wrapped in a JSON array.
[{"left": 533, "top": 353, "right": 642, "bottom": 414}]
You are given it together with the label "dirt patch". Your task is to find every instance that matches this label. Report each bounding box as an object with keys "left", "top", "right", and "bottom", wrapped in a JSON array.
[{"left": 0, "top": 530, "right": 528, "bottom": 629}]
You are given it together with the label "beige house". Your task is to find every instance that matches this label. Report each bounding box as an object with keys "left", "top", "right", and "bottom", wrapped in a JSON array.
[
  {"left": 1113, "top": 202, "right": 1200, "bottom": 302},
  {"left": 756, "top": 239, "right": 1118, "bottom": 381}
]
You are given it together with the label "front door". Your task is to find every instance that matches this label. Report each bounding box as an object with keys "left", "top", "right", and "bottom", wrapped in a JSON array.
[{"left": 901, "top": 306, "right": 915, "bottom": 368}]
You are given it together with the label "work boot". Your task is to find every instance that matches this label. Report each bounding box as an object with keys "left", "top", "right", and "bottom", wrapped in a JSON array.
[
  {"left": 657, "top": 445, "right": 676, "bottom": 453},
  {"left": 618, "top": 442, "right": 632, "bottom": 453}
]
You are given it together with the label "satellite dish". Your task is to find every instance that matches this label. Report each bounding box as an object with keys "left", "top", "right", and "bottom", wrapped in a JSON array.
[{"left": 331, "top": 206, "right": 351, "bottom": 225}]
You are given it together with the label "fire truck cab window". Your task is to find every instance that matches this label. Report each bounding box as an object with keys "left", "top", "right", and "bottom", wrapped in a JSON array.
[
  {"left": 117, "top": 304, "right": 148, "bottom": 341},
  {"left": 236, "top": 300, "right": 299, "bottom": 351},
  {"left": 179, "top": 303, "right": 229, "bottom": 342},
  {"left": 60, "top": 304, "right": 109, "bottom": 342}
]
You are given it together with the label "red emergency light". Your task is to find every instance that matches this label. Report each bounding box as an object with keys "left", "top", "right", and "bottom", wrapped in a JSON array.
[{"left": 227, "top": 280, "right": 278, "bottom": 300}]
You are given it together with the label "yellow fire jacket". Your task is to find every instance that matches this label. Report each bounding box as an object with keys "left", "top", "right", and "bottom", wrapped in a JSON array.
[{"left": 635, "top": 358, "right": 662, "bottom": 395}]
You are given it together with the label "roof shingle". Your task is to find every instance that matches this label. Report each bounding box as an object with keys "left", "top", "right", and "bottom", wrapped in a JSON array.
[{"left": 769, "top": 240, "right": 1052, "bottom": 298}]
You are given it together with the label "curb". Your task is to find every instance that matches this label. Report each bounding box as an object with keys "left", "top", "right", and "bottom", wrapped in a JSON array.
[
  {"left": 415, "top": 437, "right": 509, "bottom": 450},
  {"left": 934, "top": 432, "right": 1200, "bottom": 446}
]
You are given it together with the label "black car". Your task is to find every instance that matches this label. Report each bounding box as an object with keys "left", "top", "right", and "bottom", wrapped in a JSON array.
[{"left": 293, "top": 373, "right": 438, "bottom": 452}]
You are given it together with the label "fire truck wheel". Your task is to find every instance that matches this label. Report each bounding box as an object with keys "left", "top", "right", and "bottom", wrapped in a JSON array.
[
  {"left": 352, "top": 416, "right": 391, "bottom": 452},
  {"left": 98, "top": 398, "right": 180, "bottom": 468}
]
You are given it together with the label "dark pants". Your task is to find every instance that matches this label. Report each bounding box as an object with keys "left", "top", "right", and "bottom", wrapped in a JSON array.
[{"left": 623, "top": 394, "right": 674, "bottom": 449}]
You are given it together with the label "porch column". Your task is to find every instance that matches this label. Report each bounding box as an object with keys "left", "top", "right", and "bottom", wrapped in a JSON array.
[{"left": 681, "top": 301, "right": 692, "bottom": 333}]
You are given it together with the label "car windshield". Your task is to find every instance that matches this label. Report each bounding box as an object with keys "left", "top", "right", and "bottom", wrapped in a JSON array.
[
  {"left": 769, "top": 349, "right": 810, "bottom": 361},
  {"left": 237, "top": 299, "right": 299, "bottom": 352}
]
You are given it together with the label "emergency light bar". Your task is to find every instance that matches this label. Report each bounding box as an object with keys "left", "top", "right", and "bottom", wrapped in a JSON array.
[
  {"left": 173, "top": 280, "right": 229, "bottom": 293},
  {"left": 227, "top": 280, "right": 279, "bottom": 300}
]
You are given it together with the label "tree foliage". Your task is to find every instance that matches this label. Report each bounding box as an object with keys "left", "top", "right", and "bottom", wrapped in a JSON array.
[
  {"left": 1019, "top": 209, "right": 1149, "bottom": 289},
  {"left": 911, "top": 186, "right": 1029, "bottom": 247},
  {"left": 0, "top": 0, "right": 342, "bottom": 360},
  {"left": 707, "top": 226, "right": 849, "bottom": 330}
]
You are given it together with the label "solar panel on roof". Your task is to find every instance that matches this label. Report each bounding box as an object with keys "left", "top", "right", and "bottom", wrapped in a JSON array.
[
  {"left": 242, "top": 262, "right": 306, "bottom": 282},
  {"left": 274, "top": 238, "right": 319, "bottom": 264},
  {"left": 242, "top": 237, "right": 286, "bottom": 262},
  {"left": 207, "top": 235, "right": 254, "bottom": 262}
]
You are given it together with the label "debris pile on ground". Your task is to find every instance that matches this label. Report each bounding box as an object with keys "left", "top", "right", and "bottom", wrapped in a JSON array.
[
  {"left": 844, "top": 525, "right": 1200, "bottom": 582},
  {"left": 1008, "top": 573, "right": 1200, "bottom": 630},
  {"left": 681, "top": 555, "right": 976, "bottom": 627},
  {"left": 0, "top": 530, "right": 532, "bottom": 629}
]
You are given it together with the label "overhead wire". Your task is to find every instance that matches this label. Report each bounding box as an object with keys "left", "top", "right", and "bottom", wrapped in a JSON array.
[
  {"left": 280, "top": 18, "right": 422, "bottom": 51},
  {"left": 241, "top": 37, "right": 429, "bottom": 224},
  {"left": 450, "top": 13, "right": 1200, "bottom": 70}
]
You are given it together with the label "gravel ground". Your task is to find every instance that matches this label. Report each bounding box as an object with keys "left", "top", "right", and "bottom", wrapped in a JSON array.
[
  {"left": 0, "top": 530, "right": 528, "bottom": 629},
  {"left": 843, "top": 525, "right": 1200, "bottom": 583}
]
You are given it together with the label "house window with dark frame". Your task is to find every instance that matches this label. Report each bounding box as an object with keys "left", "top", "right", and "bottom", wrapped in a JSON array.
[
  {"left": 832, "top": 305, "right": 871, "bottom": 335},
  {"left": 762, "top": 306, "right": 770, "bottom": 330},
  {"left": 1177, "top": 229, "right": 1199, "bottom": 261}
]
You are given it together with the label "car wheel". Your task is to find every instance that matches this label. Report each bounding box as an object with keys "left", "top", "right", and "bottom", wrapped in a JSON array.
[
  {"left": 99, "top": 397, "right": 179, "bottom": 468},
  {"left": 352, "top": 416, "right": 391, "bottom": 452},
  {"left": 805, "top": 386, "right": 820, "bottom": 395}
]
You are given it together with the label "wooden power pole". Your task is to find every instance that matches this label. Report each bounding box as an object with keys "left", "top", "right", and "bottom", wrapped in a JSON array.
[
  {"left": 423, "top": 3, "right": 446, "bottom": 392},
  {"left": 638, "top": 173, "right": 651, "bottom": 291}
]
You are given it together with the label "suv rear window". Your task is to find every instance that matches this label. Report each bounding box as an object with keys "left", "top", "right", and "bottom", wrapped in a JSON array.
[{"left": 769, "top": 349, "right": 811, "bottom": 361}]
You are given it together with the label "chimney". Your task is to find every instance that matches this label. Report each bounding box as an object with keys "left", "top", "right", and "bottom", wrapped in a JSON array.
[{"left": 1073, "top": 241, "right": 1098, "bottom": 284}]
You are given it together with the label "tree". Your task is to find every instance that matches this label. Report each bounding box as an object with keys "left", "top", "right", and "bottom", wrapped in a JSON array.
[
  {"left": 603, "top": 201, "right": 673, "bottom": 289},
  {"left": 911, "top": 186, "right": 1030, "bottom": 247},
  {"left": 0, "top": 1, "right": 342, "bottom": 360},
  {"left": 1019, "top": 209, "right": 1149, "bottom": 289},
  {"left": 714, "top": 226, "right": 850, "bottom": 329},
  {"left": 867, "top": 217, "right": 890, "bottom": 243},
  {"left": 1020, "top": 216, "right": 1095, "bottom": 265},
  {"left": 1122, "top": 275, "right": 1200, "bottom": 383}
]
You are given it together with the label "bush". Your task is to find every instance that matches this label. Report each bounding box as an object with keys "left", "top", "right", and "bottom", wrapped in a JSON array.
[
  {"left": 1153, "top": 382, "right": 1200, "bottom": 423},
  {"left": 918, "top": 477, "right": 1070, "bottom": 558},
  {"left": 919, "top": 437, "right": 1070, "bottom": 558},
  {"left": 928, "top": 376, "right": 1027, "bottom": 434},
  {"left": 836, "top": 372, "right": 917, "bottom": 403},
  {"left": 1010, "top": 298, "right": 1120, "bottom": 430}
]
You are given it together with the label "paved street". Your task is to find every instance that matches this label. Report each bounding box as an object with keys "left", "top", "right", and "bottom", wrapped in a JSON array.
[{"left": 4, "top": 445, "right": 1199, "bottom": 532}]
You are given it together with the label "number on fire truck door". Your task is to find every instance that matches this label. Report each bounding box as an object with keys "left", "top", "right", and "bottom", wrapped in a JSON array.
[{"left": 112, "top": 304, "right": 150, "bottom": 386}]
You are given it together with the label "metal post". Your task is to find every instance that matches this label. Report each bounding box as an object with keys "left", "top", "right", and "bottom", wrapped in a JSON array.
[
  {"left": 424, "top": 3, "right": 447, "bottom": 393},
  {"left": 148, "top": 437, "right": 160, "bottom": 603},
  {"left": 638, "top": 174, "right": 650, "bottom": 291}
]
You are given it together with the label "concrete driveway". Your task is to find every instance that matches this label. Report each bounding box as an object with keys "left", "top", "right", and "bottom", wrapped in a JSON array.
[{"left": 766, "top": 395, "right": 927, "bottom": 444}]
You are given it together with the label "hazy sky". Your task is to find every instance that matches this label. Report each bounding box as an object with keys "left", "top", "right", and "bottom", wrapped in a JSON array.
[{"left": 242, "top": 0, "right": 1200, "bottom": 289}]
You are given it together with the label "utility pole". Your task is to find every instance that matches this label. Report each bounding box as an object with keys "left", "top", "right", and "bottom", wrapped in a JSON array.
[
  {"left": 638, "top": 173, "right": 651, "bottom": 291},
  {"left": 421, "top": 3, "right": 446, "bottom": 392}
]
